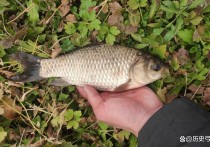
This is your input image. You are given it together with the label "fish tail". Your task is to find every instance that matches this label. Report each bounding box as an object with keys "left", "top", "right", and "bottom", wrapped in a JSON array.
[{"left": 9, "top": 52, "right": 42, "bottom": 82}]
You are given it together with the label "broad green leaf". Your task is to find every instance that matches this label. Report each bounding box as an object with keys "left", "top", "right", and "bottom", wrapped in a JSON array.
[
  {"left": 74, "top": 111, "right": 82, "bottom": 122},
  {"left": 190, "top": 16, "right": 203, "bottom": 25},
  {"left": 188, "top": 0, "right": 205, "bottom": 10},
  {"left": 0, "top": 45, "right": 6, "bottom": 57},
  {"left": 180, "top": 0, "right": 188, "bottom": 8},
  {"left": 82, "top": 10, "right": 96, "bottom": 22},
  {"left": 129, "top": 12, "right": 141, "bottom": 27},
  {"left": 129, "top": 135, "right": 138, "bottom": 147},
  {"left": 58, "top": 93, "right": 68, "bottom": 101},
  {"left": 78, "top": 23, "right": 88, "bottom": 37},
  {"left": 197, "top": 68, "right": 209, "bottom": 81},
  {"left": 18, "top": 40, "right": 49, "bottom": 58},
  {"left": 134, "top": 43, "right": 148, "bottom": 49},
  {"left": 106, "top": 33, "right": 115, "bottom": 45},
  {"left": 0, "top": 75, "right": 6, "bottom": 82},
  {"left": 174, "top": 16, "right": 184, "bottom": 34},
  {"left": 67, "top": 86, "right": 75, "bottom": 92},
  {"left": 160, "top": 1, "right": 177, "bottom": 14},
  {"left": 178, "top": 29, "right": 194, "bottom": 43},
  {"left": 140, "top": 0, "right": 147, "bottom": 7},
  {"left": 106, "top": 140, "right": 114, "bottom": 147},
  {"left": 131, "top": 33, "right": 142, "bottom": 42},
  {"left": 170, "top": 58, "right": 180, "bottom": 71},
  {"left": 80, "top": 0, "right": 96, "bottom": 11},
  {"left": 61, "top": 38, "right": 75, "bottom": 53},
  {"left": 100, "top": 24, "right": 109, "bottom": 34},
  {"left": 160, "top": 5, "right": 176, "bottom": 13},
  {"left": 163, "top": 26, "right": 176, "bottom": 42},
  {"left": 0, "top": 0, "right": 9, "bottom": 14},
  {"left": 88, "top": 19, "right": 101, "bottom": 31},
  {"left": 153, "top": 28, "right": 164, "bottom": 36},
  {"left": 64, "top": 109, "right": 74, "bottom": 121},
  {"left": 142, "top": 37, "right": 159, "bottom": 47},
  {"left": 128, "top": 0, "right": 140, "bottom": 10},
  {"left": 65, "top": 22, "right": 76, "bottom": 35},
  {"left": 27, "top": 0, "right": 39, "bottom": 23},
  {"left": 109, "top": 26, "right": 120, "bottom": 36},
  {"left": 149, "top": 0, "right": 158, "bottom": 19},
  {"left": 0, "top": 127, "right": 7, "bottom": 143},
  {"left": 172, "top": 1, "right": 179, "bottom": 9},
  {"left": 0, "top": 0, "right": 9, "bottom": 6},
  {"left": 203, "top": 5, "right": 210, "bottom": 13},
  {"left": 67, "top": 120, "right": 79, "bottom": 129},
  {"left": 157, "top": 87, "right": 167, "bottom": 102},
  {"left": 98, "top": 122, "right": 109, "bottom": 130},
  {"left": 151, "top": 44, "right": 166, "bottom": 59},
  {"left": 190, "top": 46, "right": 197, "bottom": 53},
  {"left": 51, "top": 116, "right": 59, "bottom": 127},
  {"left": 117, "top": 130, "right": 130, "bottom": 142}
]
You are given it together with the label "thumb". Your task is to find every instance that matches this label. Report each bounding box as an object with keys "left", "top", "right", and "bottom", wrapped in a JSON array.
[{"left": 83, "top": 86, "right": 104, "bottom": 108}]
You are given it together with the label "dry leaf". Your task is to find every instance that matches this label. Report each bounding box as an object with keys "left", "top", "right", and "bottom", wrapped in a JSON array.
[
  {"left": 108, "top": 14, "right": 120, "bottom": 26},
  {"left": 188, "top": 84, "right": 205, "bottom": 94},
  {"left": 102, "top": 4, "right": 109, "bottom": 13},
  {"left": 0, "top": 38, "right": 14, "bottom": 49},
  {"left": 193, "top": 29, "right": 201, "bottom": 41},
  {"left": 13, "top": 27, "right": 28, "bottom": 41},
  {"left": 0, "top": 107, "right": 4, "bottom": 115},
  {"left": 203, "top": 87, "right": 210, "bottom": 103},
  {"left": 88, "top": 6, "right": 99, "bottom": 13},
  {"left": 0, "top": 68, "right": 15, "bottom": 78},
  {"left": 2, "top": 97, "right": 22, "bottom": 120},
  {"left": 125, "top": 24, "right": 138, "bottom": 34},
  {"left": 51, "top": 47, "right": 62, "bottom": 58},
  {"left": 174, "top": 48, "right": 190, "bottom": 65},
  {"left": 59, "top": 5, "right": 70, "bottom": 16},
  {"left": 177, "top": 48, "right": 190, "bottom": 65},
  {"left": 58, "top": 21, "right": 65, "bottom": 32},
  {"left": 207, "top": 51, "right": 210, "bottom": 59},
  {"left": 5, "top": 81, "right": 24, "bottom": 87},
  {"left": 66, "top": 14, "right": 77, "bottom": 23},
  {"left": 109, "top": 2, "right": 122, "bottom": 14},
  {"left": 91, "top": 30, "right": 98, "bottom": 43},
  {"left": 0, "top": 85, "right": 3, "bottom": 100},
  {"left": 0, "top": 27, "right": 28, "bottom": 49},
  {"left": 61, "top": 0, "right": 69, "bottom": 5}
]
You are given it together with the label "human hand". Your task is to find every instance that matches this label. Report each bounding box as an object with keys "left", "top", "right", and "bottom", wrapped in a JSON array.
[{"left": 76, "top": 86, "right": 163, "bottom": 136}]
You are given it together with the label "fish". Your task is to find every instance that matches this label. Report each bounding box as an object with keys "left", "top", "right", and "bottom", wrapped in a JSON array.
[{"left": 9, "top": 44, "right": 169, "bottom": 91}]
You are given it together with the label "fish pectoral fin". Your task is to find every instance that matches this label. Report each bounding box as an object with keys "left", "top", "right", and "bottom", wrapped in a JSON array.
[{"left": 50, "top": 78, "right": 70, "bottom": 86}]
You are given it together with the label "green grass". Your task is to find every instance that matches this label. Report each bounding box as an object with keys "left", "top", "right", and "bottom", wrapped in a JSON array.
[{"left": 0, "top": 0, "right": 210, "bottom": 146}]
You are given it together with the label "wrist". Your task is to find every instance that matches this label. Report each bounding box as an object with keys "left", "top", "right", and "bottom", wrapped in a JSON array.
[{"left": 132, "top": 105, "right": 163, "bottom": 136}]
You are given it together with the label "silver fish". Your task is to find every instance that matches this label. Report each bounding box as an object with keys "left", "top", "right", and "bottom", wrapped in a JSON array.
[{"left": 10, "top": 44, "right": 168, "bottom": 91}]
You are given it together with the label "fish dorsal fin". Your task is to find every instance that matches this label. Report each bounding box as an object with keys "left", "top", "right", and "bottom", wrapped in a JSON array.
[{"left": 50, "top": 78, "right": 70, "bottom": 86}]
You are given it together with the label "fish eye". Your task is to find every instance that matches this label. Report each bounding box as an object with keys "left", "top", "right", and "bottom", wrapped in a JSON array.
[{"left": 151, "top": 64, "right": 161, "bottom": 71}]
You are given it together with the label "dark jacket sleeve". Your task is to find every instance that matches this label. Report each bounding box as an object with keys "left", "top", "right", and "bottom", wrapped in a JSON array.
[{"left": 138, "top": 97, "right": 210, "bottom": 147}]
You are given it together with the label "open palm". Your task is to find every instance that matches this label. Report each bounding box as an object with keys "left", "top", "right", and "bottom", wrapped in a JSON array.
[{"left": 77, "top": 86, "right": 163, "bottom": 136}]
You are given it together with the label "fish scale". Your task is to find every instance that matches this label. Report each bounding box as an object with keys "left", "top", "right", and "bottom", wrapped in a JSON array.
[{"left": 39, "top": 44, "right": 138, "bottom": 90}]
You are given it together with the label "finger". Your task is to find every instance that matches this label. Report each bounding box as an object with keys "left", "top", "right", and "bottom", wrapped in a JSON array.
[
  {"left": 76, "top": 86, "right": 87, "bottom": 98},
  {"left": 83, "top": 86, "right": 104, "bottom": 108}
]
